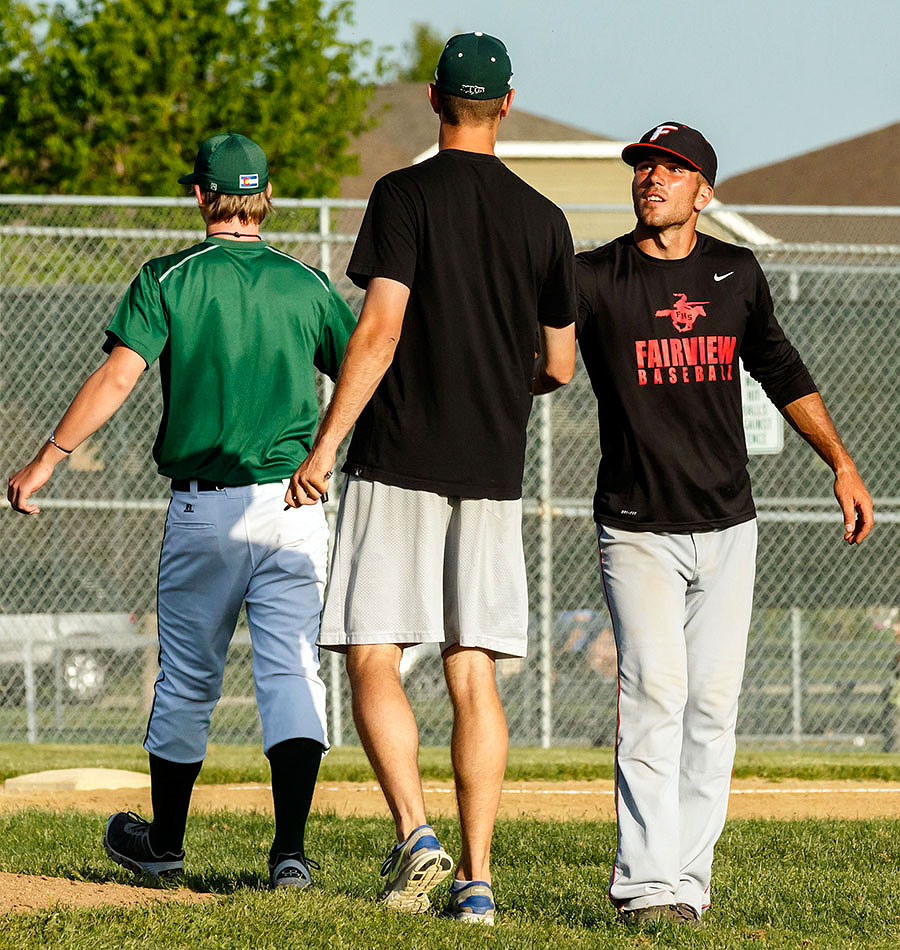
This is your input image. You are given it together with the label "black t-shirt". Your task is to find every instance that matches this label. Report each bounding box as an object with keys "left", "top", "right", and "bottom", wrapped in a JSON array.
[
  {"left": 576, "top": 232, "right": 817, "bottom": 532},
  {"left": 345, "top": 148, "right": 576, "bottom": 499}
]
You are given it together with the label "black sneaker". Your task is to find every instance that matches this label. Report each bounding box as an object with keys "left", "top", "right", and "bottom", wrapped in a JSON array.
[
  {"left": 269, "top": 852, "right": 319, "bottom": 890},
  {"left": 103, "top": 812, "right": 184, "bottom": 878}
]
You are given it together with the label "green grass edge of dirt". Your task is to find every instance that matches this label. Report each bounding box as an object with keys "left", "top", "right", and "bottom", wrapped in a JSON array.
[{"left": 3, "top": 742, "right": 900, "bottom": 785}]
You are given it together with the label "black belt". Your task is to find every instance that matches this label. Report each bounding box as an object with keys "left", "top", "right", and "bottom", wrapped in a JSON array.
[{"left": 171, "top": 478, "right": 228, "bottom": 492}]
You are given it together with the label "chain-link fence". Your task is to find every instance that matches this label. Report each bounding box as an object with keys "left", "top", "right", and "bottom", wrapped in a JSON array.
[{"left": 1, "top": 197, "right": 898, "bottom": 750}]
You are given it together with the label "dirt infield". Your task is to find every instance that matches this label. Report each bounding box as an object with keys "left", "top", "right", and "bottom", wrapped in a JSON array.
[
  {"left": 4, "top": 776, "right": 900, "bottom": 822},
  {"left": 2, "top": 778, "right": 899, "bottom": 915}
]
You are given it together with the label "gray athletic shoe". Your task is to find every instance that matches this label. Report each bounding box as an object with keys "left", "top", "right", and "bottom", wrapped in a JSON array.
[
  {"left": 672, "top": 902, "right": 703, "bottom": 926},
  {"left": 377, "top": 824, "right": 453, "bottom": 913},
  {"left": 441, "top": 880, "right": 495, "bottom": 926},
  {"left": 621, "top": 903, "right": 678, "bottom": 925},
  {"left": 269, "top": 852, "right": 318, "bottom": 890},
  {"left": 103, "top": 811, "right": 184, "bottom": 878}
]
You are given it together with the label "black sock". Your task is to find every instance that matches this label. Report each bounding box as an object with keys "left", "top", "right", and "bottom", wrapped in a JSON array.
[
  {"left": 148, "top": 752, "right": 203, "bottom": 855},
  {"left": 267, "top": 737, "right": 324, "bottom": 861}
]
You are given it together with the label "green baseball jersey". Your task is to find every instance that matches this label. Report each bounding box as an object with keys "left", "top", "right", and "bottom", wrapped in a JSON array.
[{"left": 105, "top": 236, "right": 355, "bottom": 485}]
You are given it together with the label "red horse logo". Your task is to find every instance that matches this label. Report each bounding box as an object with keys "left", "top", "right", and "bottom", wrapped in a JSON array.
[{"left": 655, "top": 293, "right": 709, "bottom": 333}]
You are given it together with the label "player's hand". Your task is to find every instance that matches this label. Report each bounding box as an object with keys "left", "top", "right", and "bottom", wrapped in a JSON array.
[
  {"left": 833, "top": 465, "right": 874, "bottom": 544},
  {"left": 7, "top": 455, "right": 57, "bottom": 515},
  {"left": 285, "top": 446, "right": 336, "bottom": 508}
]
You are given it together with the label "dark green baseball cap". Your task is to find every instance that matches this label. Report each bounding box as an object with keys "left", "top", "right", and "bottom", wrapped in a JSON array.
[
  {"left": 433, "top": 32, "right": 513, "bottom": 100},
  {"left": 178, "top": 132, "right": 269, "bottom": 195}
]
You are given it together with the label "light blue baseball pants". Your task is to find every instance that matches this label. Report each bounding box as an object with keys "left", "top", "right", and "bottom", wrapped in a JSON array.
[{"left": 145, "top": 481, "right": 329, "bottom": 763}]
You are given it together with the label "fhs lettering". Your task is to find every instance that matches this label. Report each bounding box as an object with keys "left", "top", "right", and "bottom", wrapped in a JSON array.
[
  {"left": 655, "top": 293, "right": 709, "bottom": 332},
  {"left": 635, "top": 335, "right": 737, "bottom": 386}
]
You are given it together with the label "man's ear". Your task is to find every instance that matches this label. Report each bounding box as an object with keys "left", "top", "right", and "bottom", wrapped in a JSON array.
[
  {"left": 695, "top": 179, "right": 714, "bottom": 213},
  {"left": 266, "top": 181, "right": 272, "bottom": 198},
  {"left": 426, "top": 83, "right": 441, "bottom": 116},
  {"left": 499, "top": 87, "right": 515, "bottom": 119},
  {"left": 194, "top": 184, "right": 204, "bottom": 207}
]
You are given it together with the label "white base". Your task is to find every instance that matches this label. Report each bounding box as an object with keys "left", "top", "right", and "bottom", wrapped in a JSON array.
[{"left": 3, "top": 768, "right": 151, "bottom": 794}]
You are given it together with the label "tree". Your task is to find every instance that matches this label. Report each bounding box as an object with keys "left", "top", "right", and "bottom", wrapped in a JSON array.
[
  {"left": 394, "top": 22, "right": 447, "bottom": 83},
  {"left": 0, "top": 0, "right": 378, "bottom": 195}
]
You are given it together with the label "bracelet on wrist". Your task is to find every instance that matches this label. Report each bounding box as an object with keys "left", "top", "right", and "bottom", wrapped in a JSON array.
[{"left": 48, "top": 432, "right": 74, "bottom": 455}]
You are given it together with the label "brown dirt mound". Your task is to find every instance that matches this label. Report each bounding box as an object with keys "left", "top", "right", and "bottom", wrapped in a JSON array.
[{"left": 0, "top": 871, "right": 215, "bottom": 915}]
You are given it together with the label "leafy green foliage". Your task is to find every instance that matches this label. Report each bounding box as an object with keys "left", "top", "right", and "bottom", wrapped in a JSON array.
[
  {"left": 393, "top": 22, "right": 447, "bottom": 83},
  {"left": 0, "top": 0, "right": 378, "bottom": 195}
]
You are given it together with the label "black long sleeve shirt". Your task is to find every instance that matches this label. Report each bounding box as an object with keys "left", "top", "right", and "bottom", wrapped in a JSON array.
[{"left": 576, "top": 232, "right": 817, "bottom": 532}]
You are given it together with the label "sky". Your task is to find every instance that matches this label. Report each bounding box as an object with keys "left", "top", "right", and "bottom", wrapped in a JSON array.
[{"left": 340, "top": 0, "right": 900, "bottom": 182}]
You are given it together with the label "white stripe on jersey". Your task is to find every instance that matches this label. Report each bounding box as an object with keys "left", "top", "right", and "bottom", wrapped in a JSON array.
[
  {"left": 158, "top": 243, "right": 221, "bottom": 283},
  {"left": 265, "top": 246, "right": 330, "bottom": 292}
]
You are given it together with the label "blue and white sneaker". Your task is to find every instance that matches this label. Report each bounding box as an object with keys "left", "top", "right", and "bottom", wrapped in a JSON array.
[
  {"left": 442, "top": 880, "right": 495, "bottom": 925},
  {"left": 377, "top": 823, "right": 453, "bottom": 913}
]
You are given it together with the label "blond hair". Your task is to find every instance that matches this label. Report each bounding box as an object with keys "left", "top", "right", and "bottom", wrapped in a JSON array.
[{"left": 200, "top": 190, "right": 272, "bottom": 226}]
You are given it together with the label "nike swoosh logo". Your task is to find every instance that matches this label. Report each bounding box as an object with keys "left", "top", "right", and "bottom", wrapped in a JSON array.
[{"left": 714, "top": 271, "right": 734, "bottom": 282}]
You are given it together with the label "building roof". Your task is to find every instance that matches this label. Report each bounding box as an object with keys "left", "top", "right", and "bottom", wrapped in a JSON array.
[
  {"left": 715, "top": 123, "right": 900, "bottom": 244},
  {"left": 339, "top": 83, "right": 613, "bottom": 198},
  {"left": 716, "top": 122, "right": 900, "bottom": 206}
]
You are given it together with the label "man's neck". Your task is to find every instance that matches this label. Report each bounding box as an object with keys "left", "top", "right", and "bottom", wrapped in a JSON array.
[
  {"left": 437, "top": 122, "right": 499, "bottom": 156},
  {"left": 633, "top": 221, "right": 698, "bottom": 260},
  {"left": 205, "top": 217, "right": 262, "bottom": 241}
]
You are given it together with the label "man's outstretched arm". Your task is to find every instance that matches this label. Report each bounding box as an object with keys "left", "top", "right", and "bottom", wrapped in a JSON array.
[
  {"left": 286, "top": 277, "right": 410, "bottom": 507},
  {"left": 7, "top": 345, "right": 146, "bottom": 514},
  {"left": 532, "top": 323, "right": 576, "bottom": 395},
  {"left": 781, "top": 391, "right": 874, "bottom": 544}
]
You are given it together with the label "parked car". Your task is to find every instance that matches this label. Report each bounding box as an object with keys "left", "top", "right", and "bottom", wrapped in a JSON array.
[{"left": 0, "top": 612, "right": 143, "bottom": 704}]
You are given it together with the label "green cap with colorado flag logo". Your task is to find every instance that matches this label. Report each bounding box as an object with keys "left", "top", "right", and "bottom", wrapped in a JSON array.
[{"left": 178, "top": 133, "right": 269, "bottom": 195}]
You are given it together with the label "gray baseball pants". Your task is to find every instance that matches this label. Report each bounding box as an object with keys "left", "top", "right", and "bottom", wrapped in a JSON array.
[{"left": 597, "top": 518, "right": 757, "bottom": 916}]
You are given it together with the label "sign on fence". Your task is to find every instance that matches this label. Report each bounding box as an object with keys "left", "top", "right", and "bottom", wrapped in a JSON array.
[{"left": 740, "top": 368, "right": 784, "bottom": 455}]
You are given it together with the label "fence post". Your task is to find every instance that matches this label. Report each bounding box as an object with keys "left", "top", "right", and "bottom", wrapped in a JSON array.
[
  {"left": 54, "top": 641, "right": 64, "bottom": 733},
  {"left": 328, "top": 650, "right": 343, "bottom": 747},
  {"left": 319, "top": 201, "right": 331, "bottom": 279},
  {"left": 318, "top": 203, "right": 340, "bottom": 744},
  {"left": 24, "top": 638, "right": 37, "bottom": 744},
  {"left": 791, "top": 607, "right": 802, "bottom": 743},
  {"left": 321, "top": 367, "right": 340, "bottom": 746},
  {"left": 539, "top": 395, "right": 553, "bottom": 749}
]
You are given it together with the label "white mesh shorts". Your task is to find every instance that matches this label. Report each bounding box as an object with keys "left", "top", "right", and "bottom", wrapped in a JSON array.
[{"left": 319, "top": 476, "right": 528, "bottom": 658}]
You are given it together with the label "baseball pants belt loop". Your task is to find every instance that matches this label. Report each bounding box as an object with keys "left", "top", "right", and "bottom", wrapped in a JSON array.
[{"left": 171, "top": 478, "right": 226, "bottom": 492}]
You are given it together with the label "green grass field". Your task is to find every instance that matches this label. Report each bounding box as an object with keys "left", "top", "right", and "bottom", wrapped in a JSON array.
[
  {"left": 0, "top": 811, "right": 899, "bottom": 948},
  {"left": 4, "top": 741, "right": 900, "bottom": 784},
  {"left": 1, "top": 744, "right": 900, "bottom": 947}
]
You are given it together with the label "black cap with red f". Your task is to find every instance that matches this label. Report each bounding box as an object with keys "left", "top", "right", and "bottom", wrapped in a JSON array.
[{"left": 622, "top": 122, "right": 718, "bottom": 187}]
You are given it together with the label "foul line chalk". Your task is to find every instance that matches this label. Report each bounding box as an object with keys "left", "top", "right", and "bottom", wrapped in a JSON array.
[
  {"left": 730, "top": 787, "right": 900, "bottom": 795},
  {"left": 224, "top": 784, "right": 900, "bottom": 797}
]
